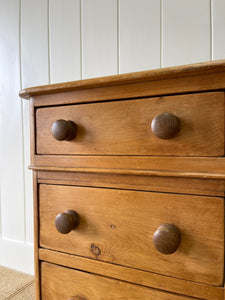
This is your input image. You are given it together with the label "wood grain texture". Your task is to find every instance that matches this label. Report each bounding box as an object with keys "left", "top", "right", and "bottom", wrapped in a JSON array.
[
  {"left": 32, "top": 165, "right": 225, "bottom": 180},
  {"left": 37, "top": 170, "right": 225, "bottom": 197},
  {"left": 36, "top": 92, "right": 224, "bottom": 156},
  {"left": 151, "top": 112, "right": 180, "bottom": 139},
  {"left": 29, "top": 98, "right": 36, "bottom": 165},
  {"left": 33, "top": 155, "right": 225, "bottom": 180},
  {"left": 39, "top": 184, "right": 224, "bottom": 286},
  {"left": 19, "top": 59, "right": 225, "bottom": 100},
  {"left": 29, "top": 71, "right": 225, "bottom": 109},
  {"left": 33, "top": 171, "right": 40, "bottom": 300},
  {"left": 39, "top": 249, "right": 224, "bottom": 300},
  {"left": 27, "top": 61, "right": 225, "bottom": 298},
  {"left": 41, "top": 262, "right": 197, "bottom": 300}
]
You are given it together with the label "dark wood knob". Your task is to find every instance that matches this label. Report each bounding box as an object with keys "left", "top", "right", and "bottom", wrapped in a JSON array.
[
  {"left": 55, "top": 210, "right": 80, "bottom": 234},
  {"left": 52, "top": 119, "right": 77, "bottom": 141},
  {"left": 153, "top": 224, "right": 181, "bottom": 254},
  {"left": 151, "top": 113, "right": 180, "bottom": 139}
]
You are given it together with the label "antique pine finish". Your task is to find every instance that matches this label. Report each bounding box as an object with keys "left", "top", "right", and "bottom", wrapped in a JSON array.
[
  {"left": 39, "top": 184, "right": 223, "bottom": 286},
  {"left": 36, "top": 92, "right": 224, "bottom": 156},
  {"left": 41, "top": 262, "right": 197, "bottom": 300},
  {"left": 20, "top": 60, "right": 225, "bottom": 300}
]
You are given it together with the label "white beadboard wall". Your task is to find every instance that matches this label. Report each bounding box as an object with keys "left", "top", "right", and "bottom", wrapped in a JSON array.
[{"left": 0, "top": 0, "right": 225, "bottom": 275}]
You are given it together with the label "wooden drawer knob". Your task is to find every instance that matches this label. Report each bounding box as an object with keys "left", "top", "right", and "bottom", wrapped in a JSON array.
[
  {"left": 153, "top": 224, "right": 181, "bottom": 254},
  {"left": 52, "top": 119, "right": 77, "bottom": 141},
  {"left": 55, "top": 210, "right": 80, "bottom": 234},
  {"left": 151, "top": 113, "right": 180, "bottom": 139}
]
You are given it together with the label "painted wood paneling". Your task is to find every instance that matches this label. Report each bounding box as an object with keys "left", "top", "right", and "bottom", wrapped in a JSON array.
[
  {"left": 21, "top": 0, "right": 49, "bottom": 88},
  {"left": 0, "top": 0, "right": 25, "bottom": 241},
  {"left": 0, "top": 55, "right": 1, "bottom": 240},
  {"left": 21, "top": 0, "right": 49, "bottom": 245},
  {"left": 212, "top": 0, "right": 225, "bottom": 60},
  {"left": 82, "top": 0, "right": 118, "bottom": 79},
  {"left": 162, "top": 0, "right": 211, "bottom": 67},
  {"left": 49, "top": 0, "right": 81, "bottom": 83},
  {"left": 0, "top": 239, "right": 33, "bottom": 274},
  {"left": 119, "top": 0, "right": 160, "bottom": 73}
]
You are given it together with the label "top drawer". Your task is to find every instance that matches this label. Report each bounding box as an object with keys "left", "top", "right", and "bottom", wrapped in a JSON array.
[{"left": 36, "top": 92, "right": 224, "bottom": 156}]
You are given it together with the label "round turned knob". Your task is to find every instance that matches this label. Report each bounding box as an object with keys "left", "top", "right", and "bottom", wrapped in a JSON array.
[
  {"left": 153, "top": 224, "right": 181, "bottom": 255},
  {"left": 151, "top": 113, "right": 180, "bottom": 139},
  {"left": 52, "top": 119, "right": 77, "bottom": 141},
  {"left": 55, "top": 210, "right": 80, "bottom": 234}
]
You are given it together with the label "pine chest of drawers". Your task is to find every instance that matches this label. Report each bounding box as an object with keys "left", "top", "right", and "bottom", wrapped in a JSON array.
[{"left": 20, "top": 60, "right": 225, "bottom": 300}]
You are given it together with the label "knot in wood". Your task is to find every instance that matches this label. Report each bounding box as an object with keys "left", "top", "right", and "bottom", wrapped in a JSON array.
[{"left": 91, "top": 243, "right": 101, "bottom": 258}]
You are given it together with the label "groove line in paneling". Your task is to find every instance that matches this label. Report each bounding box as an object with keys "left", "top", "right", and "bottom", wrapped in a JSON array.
[
  {"left": 0, "top": 178, "right": 2, "bottom": 239},
  {"left": 21, "top": 0, "right": 50, "bottom": 245},
  {"left": 47, "top": 0, "right": 51, "bottom": 84},
  {"left": 212, "top": 0, "right": 225, "bottom": 60},
  {"left": 19, "top": 0, "right": 27, "bottom": 244},
  {"left": 80, "top": 0, "right": 83, "bottom": 79},
  {"left": 210, "top": 0, "right": 213, "bottom": 60},
  {"left": 160, "top": 0, "right": 163, "bottom": 68},
  {"left": 117, "top": 0, "right": 119, "bottom": 74}
]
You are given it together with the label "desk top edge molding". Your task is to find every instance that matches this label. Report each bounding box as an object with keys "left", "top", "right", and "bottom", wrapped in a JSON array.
[{"left": 19, "top": 59, "right": 225, "bottom": 100}]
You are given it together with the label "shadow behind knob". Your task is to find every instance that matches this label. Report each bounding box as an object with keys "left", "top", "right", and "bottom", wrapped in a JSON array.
[
  {"left": 55, "top": 210, "right": 80, "bottom": 234},
  {"left": 151, "top": 113, "right": 180, "bottom": 139},
  {"left": 52, "top": 119, "right": 77, "bottom": 141},
  {"left": 153, "top": 224, "right": 181, "bottom": 254}
]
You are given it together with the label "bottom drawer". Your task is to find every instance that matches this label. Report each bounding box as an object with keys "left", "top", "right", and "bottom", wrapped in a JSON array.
[
  {"left": 41, "top": 262, "right": 197, "bottom": 300},
  {"left": 40, "top": 184, "right": 224, "bottom": 286}
]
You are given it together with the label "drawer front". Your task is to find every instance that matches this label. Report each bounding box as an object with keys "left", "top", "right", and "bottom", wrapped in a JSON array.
[
  {"left": 39, "top": 184, "right": 224, "bottom": 286},
  {"left": 41, "top": 262, "right": 197, "bottom": 300},
  {"left": 36, "top": 92, "right": 224, "bottom": 156}
]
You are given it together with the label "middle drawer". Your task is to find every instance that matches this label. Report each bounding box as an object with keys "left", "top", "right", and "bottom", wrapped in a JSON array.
[{"left": 39, "top": 184, "right": 224, "bottom": 286}]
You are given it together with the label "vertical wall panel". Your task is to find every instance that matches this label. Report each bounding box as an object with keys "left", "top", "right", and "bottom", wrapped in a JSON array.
[
  {"left": 212, "top": 0, "right": 225, "bottom": 60},
  {"left": 49, "top": 0, "right": 81, "bottom": 83},
  {"left": 21, "top": 0, "right": 49, "bottom": 88},
  {"left": 82, "top": 0, "right": 118, "bottom": 79},
  {"left": 21, "top": 0, "right": 49, "bottom": 244},
  {"left": 0, "top": 0, "right": 25, "bottom": 241},
  {"left": 119, "top": 0, "right": 160, "bottom": 73},
  {"left": 162, "top": 0, "right": 211, "bottom": 67}
]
